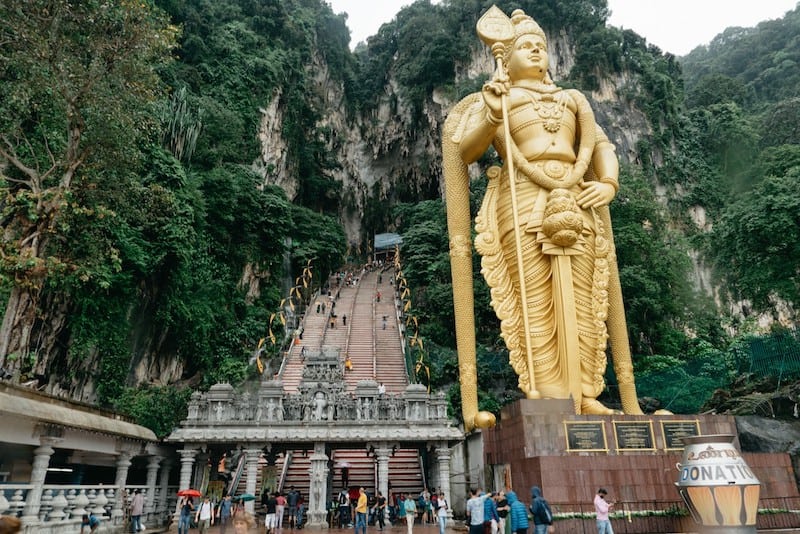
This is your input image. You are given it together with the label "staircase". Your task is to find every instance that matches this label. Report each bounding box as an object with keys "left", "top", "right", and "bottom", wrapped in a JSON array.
[
  {"left": 329, "top": 449, "right": 377, "bottom": 495},
  {"left": 374, "top": 269, "right": 408, "bottom": 393},
  {"left": 343, "top": 271, "right": 379, "bottom": 387},
  {"left": 388, "top": 448, "right": 425, "bottom": 497},
  {"left": 281, "top": 294, "right": 330, "bottom": 392},
  {"left": 279, "top": 450, "right": 312, "bottom": 502}
]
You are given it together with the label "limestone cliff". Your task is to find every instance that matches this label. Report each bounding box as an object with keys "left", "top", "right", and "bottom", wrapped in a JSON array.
[{"left": 253, "top": 29, "right": 653, "bottom": 245}]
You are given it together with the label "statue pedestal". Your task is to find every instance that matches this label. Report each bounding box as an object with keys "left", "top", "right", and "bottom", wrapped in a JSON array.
[{"left": 480, "top": 399, "right": 797, "bottom": 532}]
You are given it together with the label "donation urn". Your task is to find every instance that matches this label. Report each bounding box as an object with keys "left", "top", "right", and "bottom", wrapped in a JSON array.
[{"left": 675, "top": 434, "right": 760, "bottom": 533}]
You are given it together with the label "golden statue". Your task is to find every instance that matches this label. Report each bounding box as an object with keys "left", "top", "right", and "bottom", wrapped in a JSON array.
[{"left": 442, "top": 6, "right": 643, "bottom": 431}]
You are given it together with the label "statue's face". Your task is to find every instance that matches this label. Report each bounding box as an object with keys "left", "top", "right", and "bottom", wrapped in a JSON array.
[{"left": 507, "top": 33, "right": 548, "bottom": 82}]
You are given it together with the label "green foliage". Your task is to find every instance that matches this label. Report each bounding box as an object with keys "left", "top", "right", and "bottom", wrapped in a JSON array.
[
  {"left": 711, "top": 168, "right": 800, "bottom": 307},
  {"left": 682, "top": 6, "right": 800, "bottom": 105},
  {"left": 610, "top": 167, "right": 695, "bottom": 355},
  {"left": 114, "top": 385, "right": 192, "bottom": 438}
]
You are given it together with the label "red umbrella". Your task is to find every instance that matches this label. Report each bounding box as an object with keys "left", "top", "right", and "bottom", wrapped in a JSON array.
[{"left": 177, "top": 488, "right": 202, "bottom": 497}]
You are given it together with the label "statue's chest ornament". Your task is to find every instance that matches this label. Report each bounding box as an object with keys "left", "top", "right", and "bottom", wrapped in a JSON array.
[{"left": 530, "top": 91, "right": 567, "bottom": 133}]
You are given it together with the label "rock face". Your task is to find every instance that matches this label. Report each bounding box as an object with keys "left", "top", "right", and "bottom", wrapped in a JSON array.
[
  {"left": 736, "top": 415, "right": 800, "bottom": 488},
  {"left": 253, "top": 31, "right": 652, "bottom": 244}
]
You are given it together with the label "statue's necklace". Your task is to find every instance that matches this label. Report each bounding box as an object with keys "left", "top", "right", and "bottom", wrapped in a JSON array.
[{"left": 530, "top": 91, "right": 566, "bottom": 133}]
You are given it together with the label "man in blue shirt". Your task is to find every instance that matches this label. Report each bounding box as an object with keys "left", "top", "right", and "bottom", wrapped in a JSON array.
[
  {"left": 81, "top": 513, "right": 100, "bottom": 533},
  {"left": 218, "top": 494, "right": 234, "bottom": 534}
]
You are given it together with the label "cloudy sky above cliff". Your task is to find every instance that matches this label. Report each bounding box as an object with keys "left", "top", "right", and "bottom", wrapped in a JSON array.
[{"left": 328, "top": 0, "right": 798, "bottom": 56}]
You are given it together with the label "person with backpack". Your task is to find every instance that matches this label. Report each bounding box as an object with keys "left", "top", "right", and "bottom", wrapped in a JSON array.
[
  {"left": 338, "top": 489, "right": 351, "bottom": 528},
  {"left": 530, "top": 486, "right": 553, "bottom": 534}
]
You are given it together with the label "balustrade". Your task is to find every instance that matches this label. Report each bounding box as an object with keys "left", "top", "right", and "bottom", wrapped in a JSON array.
[
  {"left": 0, "top": 484, "right": 173, "bottom": 530},
  {"left": 185, "top": 377, "right": 451, "bottom": 426}
]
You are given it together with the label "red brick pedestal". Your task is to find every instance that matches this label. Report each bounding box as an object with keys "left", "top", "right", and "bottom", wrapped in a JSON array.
[{"left": 481, "top": 399, "right": 800, "bottom": 533}]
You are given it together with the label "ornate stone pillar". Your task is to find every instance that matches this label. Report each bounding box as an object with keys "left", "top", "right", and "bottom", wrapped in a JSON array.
[
  {"left": 158, "top": 458, "right": 173, "bottom": 515},
  {"left": 244, "top": 448, "right": 263, "bottom": 515},
  {"left": 145, "top": 456, "right": 162, "bottom": 515},
  {"left": 174, "top": 448, "right": 198, "bottom": 523},
  {"left": 21, "top": 436, "right": 59, "bottom": 525},
  {"left": 112, "top": 451, "right": 133, "bottom": 521},
  {"left": 307, "top": 442, "right": 329, "bottom": 528},
  {"left": 374, "top": 444, "right": 392, "bottom": 523},
  {"left": 436, "top": 442, "right": 453, "bottom": 519}
]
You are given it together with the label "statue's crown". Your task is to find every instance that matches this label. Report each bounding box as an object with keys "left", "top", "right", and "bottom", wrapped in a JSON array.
[{"left": 510, "top": 9, "right": 546, "bottom": 43}]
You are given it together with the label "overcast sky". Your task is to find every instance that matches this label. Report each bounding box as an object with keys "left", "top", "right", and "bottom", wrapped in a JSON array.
[{"left": 328, "top": 0, "right": 798, "bottom": 56}]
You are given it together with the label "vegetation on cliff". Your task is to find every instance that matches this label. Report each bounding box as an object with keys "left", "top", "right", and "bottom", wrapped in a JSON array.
[{"left": 1, "top": 0, "right": 798, "bottom": 434}]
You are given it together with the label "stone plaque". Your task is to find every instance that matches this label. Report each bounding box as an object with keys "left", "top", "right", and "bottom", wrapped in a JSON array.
[
  {"left": 613, "top": 420, "right": 655, "bottom": 451},
  {"left": 661, "top": 419, "right": 700, "bottom": 450},
  {"left": 564, "top": 421, "right": 608, "bottom": 452}
]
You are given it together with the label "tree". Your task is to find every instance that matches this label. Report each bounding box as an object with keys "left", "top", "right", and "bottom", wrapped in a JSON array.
[
  {"left": 712, "top": 168, "right": 800, "bottom": 308},
  {"left": 0, "top": 0, "right": 176, "bottom": 375}
]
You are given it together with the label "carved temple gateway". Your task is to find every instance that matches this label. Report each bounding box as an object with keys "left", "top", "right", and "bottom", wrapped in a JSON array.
[{"left": 167, "top": 349, "right": 464, "bottom": 527}]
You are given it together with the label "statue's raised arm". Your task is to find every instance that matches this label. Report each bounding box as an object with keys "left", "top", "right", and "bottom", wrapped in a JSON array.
[{"left": 442, "top": 6, "right": 643, "bottom": 431}]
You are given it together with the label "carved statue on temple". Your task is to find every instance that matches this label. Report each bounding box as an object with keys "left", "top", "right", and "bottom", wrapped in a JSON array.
[{"left": 442, "top": 6, "right": 643, "bottom": 430}]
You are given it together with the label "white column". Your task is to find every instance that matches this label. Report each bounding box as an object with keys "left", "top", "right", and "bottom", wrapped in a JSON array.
[
  {"left": 21, "top": 437, "right": 59, "bottom": 525},
  {"left": 174, "top": 448, "right": 198, "bottom": 523},
  {"left": 375, "top": 444, "right": 391, "bottom": 523},
  {"left": 112, "top": 451, "right": 133, "bottom": 521},
  {"left": 436, "top": 443, "right": 453, "bottom": 519},
  {"left": 307, "top": 442, "right": 329, "bottom": 528},
  {"left": 158, "top": 458, "right": 172, "bottom": 515},
  {"left": 244, "top": 448, "right": 262, "bottom": 515},
  {"left": 145, "top": 456, "right": 162, "bottom": 514}
]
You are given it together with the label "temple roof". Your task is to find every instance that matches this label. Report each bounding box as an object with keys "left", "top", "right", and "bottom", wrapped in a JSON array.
[{"left": 0, "top": 383, "right": 157, "bottom": 442}]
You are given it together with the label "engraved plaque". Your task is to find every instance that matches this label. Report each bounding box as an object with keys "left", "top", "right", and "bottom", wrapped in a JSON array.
[
  {"left": 613, "top": 420, "right": 655, "bottom": 451},
  {"left": 564, "top": 421, "right": 607, "bottom": 452},
  {"left": 661, "top": 420, "right": 700, "bottom": 450}
]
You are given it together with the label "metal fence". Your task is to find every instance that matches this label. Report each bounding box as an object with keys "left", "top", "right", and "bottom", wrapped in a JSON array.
[{"left": 543, "top": 496, "right": 800, "bottom": 533}]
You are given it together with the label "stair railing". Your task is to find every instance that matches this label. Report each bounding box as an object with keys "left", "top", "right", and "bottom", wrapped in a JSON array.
[
  {"left": 372, "top": 274, "right": 378, "bottom": 379},
  {"left": 278, "top": 451, "right": 293, "bottom": 492},
  {"left": 227, "top": 453, "right": 246, "bottom": 497}
]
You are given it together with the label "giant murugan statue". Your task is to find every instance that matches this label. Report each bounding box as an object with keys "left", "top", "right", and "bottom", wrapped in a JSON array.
[{"left": 442, "top": 6, "right": 643, "bottom": 431}]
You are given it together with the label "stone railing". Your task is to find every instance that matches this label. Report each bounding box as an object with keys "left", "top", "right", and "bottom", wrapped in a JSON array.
[
  {"left": 0, "top": 484, "right": 177, "bottom": 533},
  {"left": 185, "top": 378, "right": 450, "bottom": 426}
]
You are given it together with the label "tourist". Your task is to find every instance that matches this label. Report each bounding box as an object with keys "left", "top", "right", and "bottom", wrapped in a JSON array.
[
  {"left": 0, "top": 515, "right": 21, "bottom": 534},
  {"left": 195, "top": 495, "right": 214, "bottom": 533},
  {"left": 403, "top": 494, "right": 417, "bottom": 534},
  {"left": 343, "top": 314, "right": 347, "bottom": 326},
  {"left": 276, "top": 491, "right": 287, "bottom": 529},
  {"left": 529, "top": 486, "right": 553, "bottom": 534},
  {"left": 80, "top": 513, "right": 101, "bottom": 533},
  {"left": 264, "top": 492, "right": 278, "bottom": 534},
  {"left": 436, "top": 492, "right": 449, "bottom": 534},
  {"left": 495, "top": 491, "right": 510, "bottom": 534},
  {"left": 338, "top": 489, "right": 350, "bottom": 528},
  {"left": 177, "top": 497, "right": 193, "bottom": 534},
  {"left": 296, "top": 494, "right": 306, "bottom": 528},
  {"left": 344, "top": 354, "right": 353, "bottom": 372},
  {"left": 232, "top": 512, "right": 257, "bottom": 534},
  {"left": 373, "top": 491, "right": 387, "bottom": 531},
  {"left": 484, "top": 491, "right": 499, "bottom": 534},
  {"left": 130, "top": 488, "right": 144, "bottom": 533},
  {"left": 466, "top": 488, "right": 485, "bottom": 534},
  {"left": 594, "top": 488, "right": 614, "bottom": 534},
  {"left": 286, "top": 487, "right": 300, "bottom": 529},
  {"left": 506, "top": 491, "right": 528, "bottom": 534},
  {"left": 217, "top": 494, "right": 234, "bottom": 534},
  {"left": 354, "top": 487, "right": 368, "bottom": 534}
]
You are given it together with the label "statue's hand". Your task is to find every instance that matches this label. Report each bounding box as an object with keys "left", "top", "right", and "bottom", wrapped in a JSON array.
[
  {"left": 577, "top": 181, "right": 615, "bottom": 208},
  {"left": 481, "top": 78, "right": 508, "bottom": 123}
]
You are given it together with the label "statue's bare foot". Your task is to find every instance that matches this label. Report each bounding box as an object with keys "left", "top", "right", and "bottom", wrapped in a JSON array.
[{"left": 581, "top": 398, "right": 619, "bottom": 415}]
